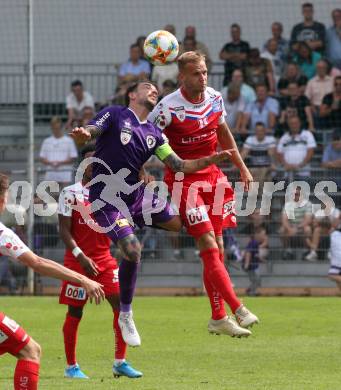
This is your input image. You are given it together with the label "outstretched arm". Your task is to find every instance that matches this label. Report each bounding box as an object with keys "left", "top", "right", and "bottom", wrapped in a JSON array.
[
  {"left": 18, "top": 251, "right": 105, "bottom": 304},
  {"left": 163, "top": 150, "right": 232, "bottom": 174},
  {"left": 69, "top": 125, "right": 102, "bottom": 146}
]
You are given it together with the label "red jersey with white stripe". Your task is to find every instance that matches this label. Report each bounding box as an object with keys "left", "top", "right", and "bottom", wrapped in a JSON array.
[
  {"left": 149, "top": 86, "right": 226, "bottom": 180},
  {"left": 58, "top": 182, "right": 112, "bottom": 271}
]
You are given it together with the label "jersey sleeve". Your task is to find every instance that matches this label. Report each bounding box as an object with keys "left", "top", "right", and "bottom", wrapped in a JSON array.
[
  {"left": 57, "top": 188, "right": 75, "bottom": 217},
  {"left": 218, "top": 93, "right": 227, "bottom": 125},
  {"left": 148, "top": 101, "right": 172, "bottom": 131},
  {"left": 87, "top": 106, "right": 117, "bottom": 133},
  {"left": 0, "top": 227, "right": 29, "bottom": 259}
]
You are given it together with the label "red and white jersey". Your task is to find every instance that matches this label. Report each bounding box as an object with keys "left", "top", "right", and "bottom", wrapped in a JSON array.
[
  {"left": 58, "top": 182, "right": 112, "bottom": 268},
  {"left": 149, "top": 86, "right": 226, "bottom": 177},
  {"left": 0, "top": 222, "right": 29, "bottom": 259}
]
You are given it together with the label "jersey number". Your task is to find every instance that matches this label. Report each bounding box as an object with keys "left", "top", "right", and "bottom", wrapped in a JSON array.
[{"left": 198, "top": 117, "right": 208, "bottom": 129}]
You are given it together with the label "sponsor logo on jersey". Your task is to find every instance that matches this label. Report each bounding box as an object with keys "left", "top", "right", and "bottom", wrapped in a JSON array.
[
  {"left": 116, "top": 218, "right": 130, "bottom": 228},
  {"left": 95, "top": 111, "right": 110, "bottom": 127},
  {"left": 146, "top": 135, "right": 156, "bottom": 149},
  {"left": 192, "top": 102, "right": 206, "bottom": 109},
  {"left": 79, "top": 218, "right": 98, "bottom": 226},
  {"left": 120, "top": 127, "right": 132, "bottom": 145},
  {"left": 0, "top": 330, "right": 8, "bottom": 344},
  {"left": 186, "top": 206, "right": 209, "bottom": 226},
  {"left": 223, "top": 201, "right": 236, "bottom": 218},
  {"left": 173, "top": 106, "right": 186, "bottom": 122},
  {"left": 181, "top": 130, "right": 216, "bottom": 144},
  {"left": 2, "top": 316, "right": 19, "bottom": 333},
  {"left": 65, "top": 284, "right": 87, "bottom": 300}
]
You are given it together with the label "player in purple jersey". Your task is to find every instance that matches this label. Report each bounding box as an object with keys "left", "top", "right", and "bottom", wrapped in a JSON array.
[{"left": 70, "top": 81, "right": 232, "bottom": 347}]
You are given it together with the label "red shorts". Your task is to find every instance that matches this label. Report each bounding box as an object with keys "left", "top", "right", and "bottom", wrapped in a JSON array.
[
  {"left": 59, "top": 258, "right": 119, "bottom": 307},
  {"left": 0, "top": 312, "right": 30, "bottom": 356},
  {"left": 166, "top": 168, "right": 236, "bottom": 239}
]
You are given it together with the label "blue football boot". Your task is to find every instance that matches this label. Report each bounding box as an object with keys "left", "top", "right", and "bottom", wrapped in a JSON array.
[
  {"left": 64, "top": 363, "right": 89, "bottom": 379},
  {"left": 113, "top": 361, "right": 143, "bottom": 378}
]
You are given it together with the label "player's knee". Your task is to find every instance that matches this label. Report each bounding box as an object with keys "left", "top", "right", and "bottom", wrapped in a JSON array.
[
  {"left": 126, "top": 248, "right": 141, "bottom": 263},
  {"left": 68, "top": 305, "right": 83, "bottom": 319},
  {"left": 197, "top": 231, "right": 218, "bottom": 250},
  {"left": 18, "top": 339, "right": 41, "bottom": 363}
]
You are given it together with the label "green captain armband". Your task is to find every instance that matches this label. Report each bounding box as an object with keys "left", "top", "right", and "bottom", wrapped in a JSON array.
[{"left": 155, "top": 143, "right": 174, "bottom": 161}]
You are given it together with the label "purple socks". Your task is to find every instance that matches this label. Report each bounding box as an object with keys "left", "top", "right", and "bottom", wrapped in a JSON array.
[{"left": 119, "top": 259, "right": 138, "bottom": 312}]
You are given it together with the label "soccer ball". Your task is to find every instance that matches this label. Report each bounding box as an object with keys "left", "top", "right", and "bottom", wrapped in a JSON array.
[{"left": 143, "top": 30, "right": 179, "bottom": 66}]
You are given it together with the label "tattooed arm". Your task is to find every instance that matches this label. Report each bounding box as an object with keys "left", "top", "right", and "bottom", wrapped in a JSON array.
[
  {"left": 163, "top": 151, "right": 231, "bottom": 174},
  {"left": 69, "top": 125, "right": 102, "bottom": 145}
]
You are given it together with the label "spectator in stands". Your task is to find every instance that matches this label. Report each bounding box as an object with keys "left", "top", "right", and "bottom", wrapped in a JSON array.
[
  {"left": 280, "top": 186, "right": 313, "bottom": 260},
  {"left": 221, "top": 69, "right": 256, "bottom": 105},
  {"left": 305, "top": 200, "right": 339, "bottom": 261},
  {"left": 79, "top": 106, "right": 95, "bottom": 127},
  {"left": 151, "top": 61, "right": 178, "bottom": 92},
  {"left": 321, "top": 128, "right": 341, "bottom": 189},
  {"left": 278, "top": 62, "right": 308, "bottom": 96},
  {"left": 219, "top": 24, "right": 250, "bottom": 85},
  {"left": 242, "top": 84, "right": 279, "bottom": 134},
  {"left": 305, "top": 59, "right": 334, "bottom": 114},
  {"left": 293, "top": 41, "right": 321, "bottom": 80},
  {"left": 263, "top": 22, "right": 289, "bottom": 62},
  {"left": 279, "top": 81, "right": 314, "bottom": 131},
  {"left": 242, "top": 226, "right": 268, "bottom": 296},
  {"left": 158, "top": 79, "right": 177, "bottom": 100},
  {"left": 290, "top": 2, "right": 326, "bottom": 54},
  {"left": 244, "top": 48, "right": 275, "bottom": 94},
  {"left": 277, "top": 115, "right": 316, "bottom": 180},
  {"left": 222, "top": 82, "right": 246, "bottom": 136},
  {"left": 240, "top": 208, "right": 269, "bottom": 236},
  {"left": 135, "top": 35, "right": 147, "bottom": 57},
  {"left": 326, "top": 9, "right": 341, "bottom": 70},
  {"left": 118, "top": 43, "right": 151, "bottom": 85},
  {"left": 39, "top": 116, "right": 78, "bottom": 187},
  {"left": 261, "top": 38, "right": 285, "bottom": 85},
  {"left": 320, "top": 76, "right": 341, "bottom": 129},
  {"left": 241, "top": 122, "right": 277, "bottom": 195},
  {"left": 164, "top": 24, "right": 177, "bottom": 37},
  {"left": 65, "top": 80, "right": 95, "bottom": 130},
  {"left": 182, "top": 25, "right": 212, "bottom": 72}
]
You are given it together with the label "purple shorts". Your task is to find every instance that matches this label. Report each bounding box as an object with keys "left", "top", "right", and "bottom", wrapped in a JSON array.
[{"left": 92, "top": 186, "right": 175, "bottom": 243}]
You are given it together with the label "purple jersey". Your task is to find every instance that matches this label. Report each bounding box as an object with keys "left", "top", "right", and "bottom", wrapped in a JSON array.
[{"left": 88, "top": 105, "right": 168, "bottom": 206}]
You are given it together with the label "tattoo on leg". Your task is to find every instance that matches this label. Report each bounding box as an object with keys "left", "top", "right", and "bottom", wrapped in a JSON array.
[{"left": 118, "top": 234, "right": 141, "bottom": 263}]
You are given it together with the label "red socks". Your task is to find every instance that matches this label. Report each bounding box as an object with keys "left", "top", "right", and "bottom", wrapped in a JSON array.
[
  {"left": 201, "top": 248, "right": 241, "bottom": 314},
  {"left": 113, "top": 310, "right": 127, "bottom": 360},
  {"left": 202, "top": 251, "right": 226, "bottom": 320},
  {"left": 62, "top": 313, "right": 81, "bottom": 366},
  {"left": 14, "top": 360, "right": 39, "bottom": 390}
]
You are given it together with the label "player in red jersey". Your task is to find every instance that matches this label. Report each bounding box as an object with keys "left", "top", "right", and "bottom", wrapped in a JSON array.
[
  {"left": 58, "top": 144, "right": 142, "bottom": 379},
  {"left": 0, "top": 173, "right": 104, "bottom": 390},
  {"left": 149, "top": 51, "right": 259, "bottom": 337}
]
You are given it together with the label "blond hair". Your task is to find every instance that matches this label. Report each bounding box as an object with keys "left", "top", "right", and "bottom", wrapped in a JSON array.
[
  {"left": 50, "top": 116, "right": 62, "bottom": 126},
  {"left": 178, "top": 51, "right": 206, "bottom": 72}
]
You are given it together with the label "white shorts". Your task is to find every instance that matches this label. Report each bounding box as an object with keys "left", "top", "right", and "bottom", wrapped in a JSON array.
[{"left": 328, "top": 266, "right": 341, "bottom": 275}]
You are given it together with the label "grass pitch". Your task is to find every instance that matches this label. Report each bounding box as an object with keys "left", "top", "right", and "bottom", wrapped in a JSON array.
[{"left": 0, "top": 296, "right": 340, "bottom": 390}]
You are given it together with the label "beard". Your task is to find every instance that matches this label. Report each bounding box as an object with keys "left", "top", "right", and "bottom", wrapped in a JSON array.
[{"left": 143, "top": 97, "right": 157, "bottom": 112}]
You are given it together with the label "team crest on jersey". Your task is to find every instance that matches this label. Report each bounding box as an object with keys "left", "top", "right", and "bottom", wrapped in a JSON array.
[
  {"left": 146, "top": 135, "right": 156, "bottom": 149},
  {"left": 120, "top": 127, "right": 132, "bottom": 145},
  {"left": 173, "top": 106, "right": 186, "bottom": 122}
]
